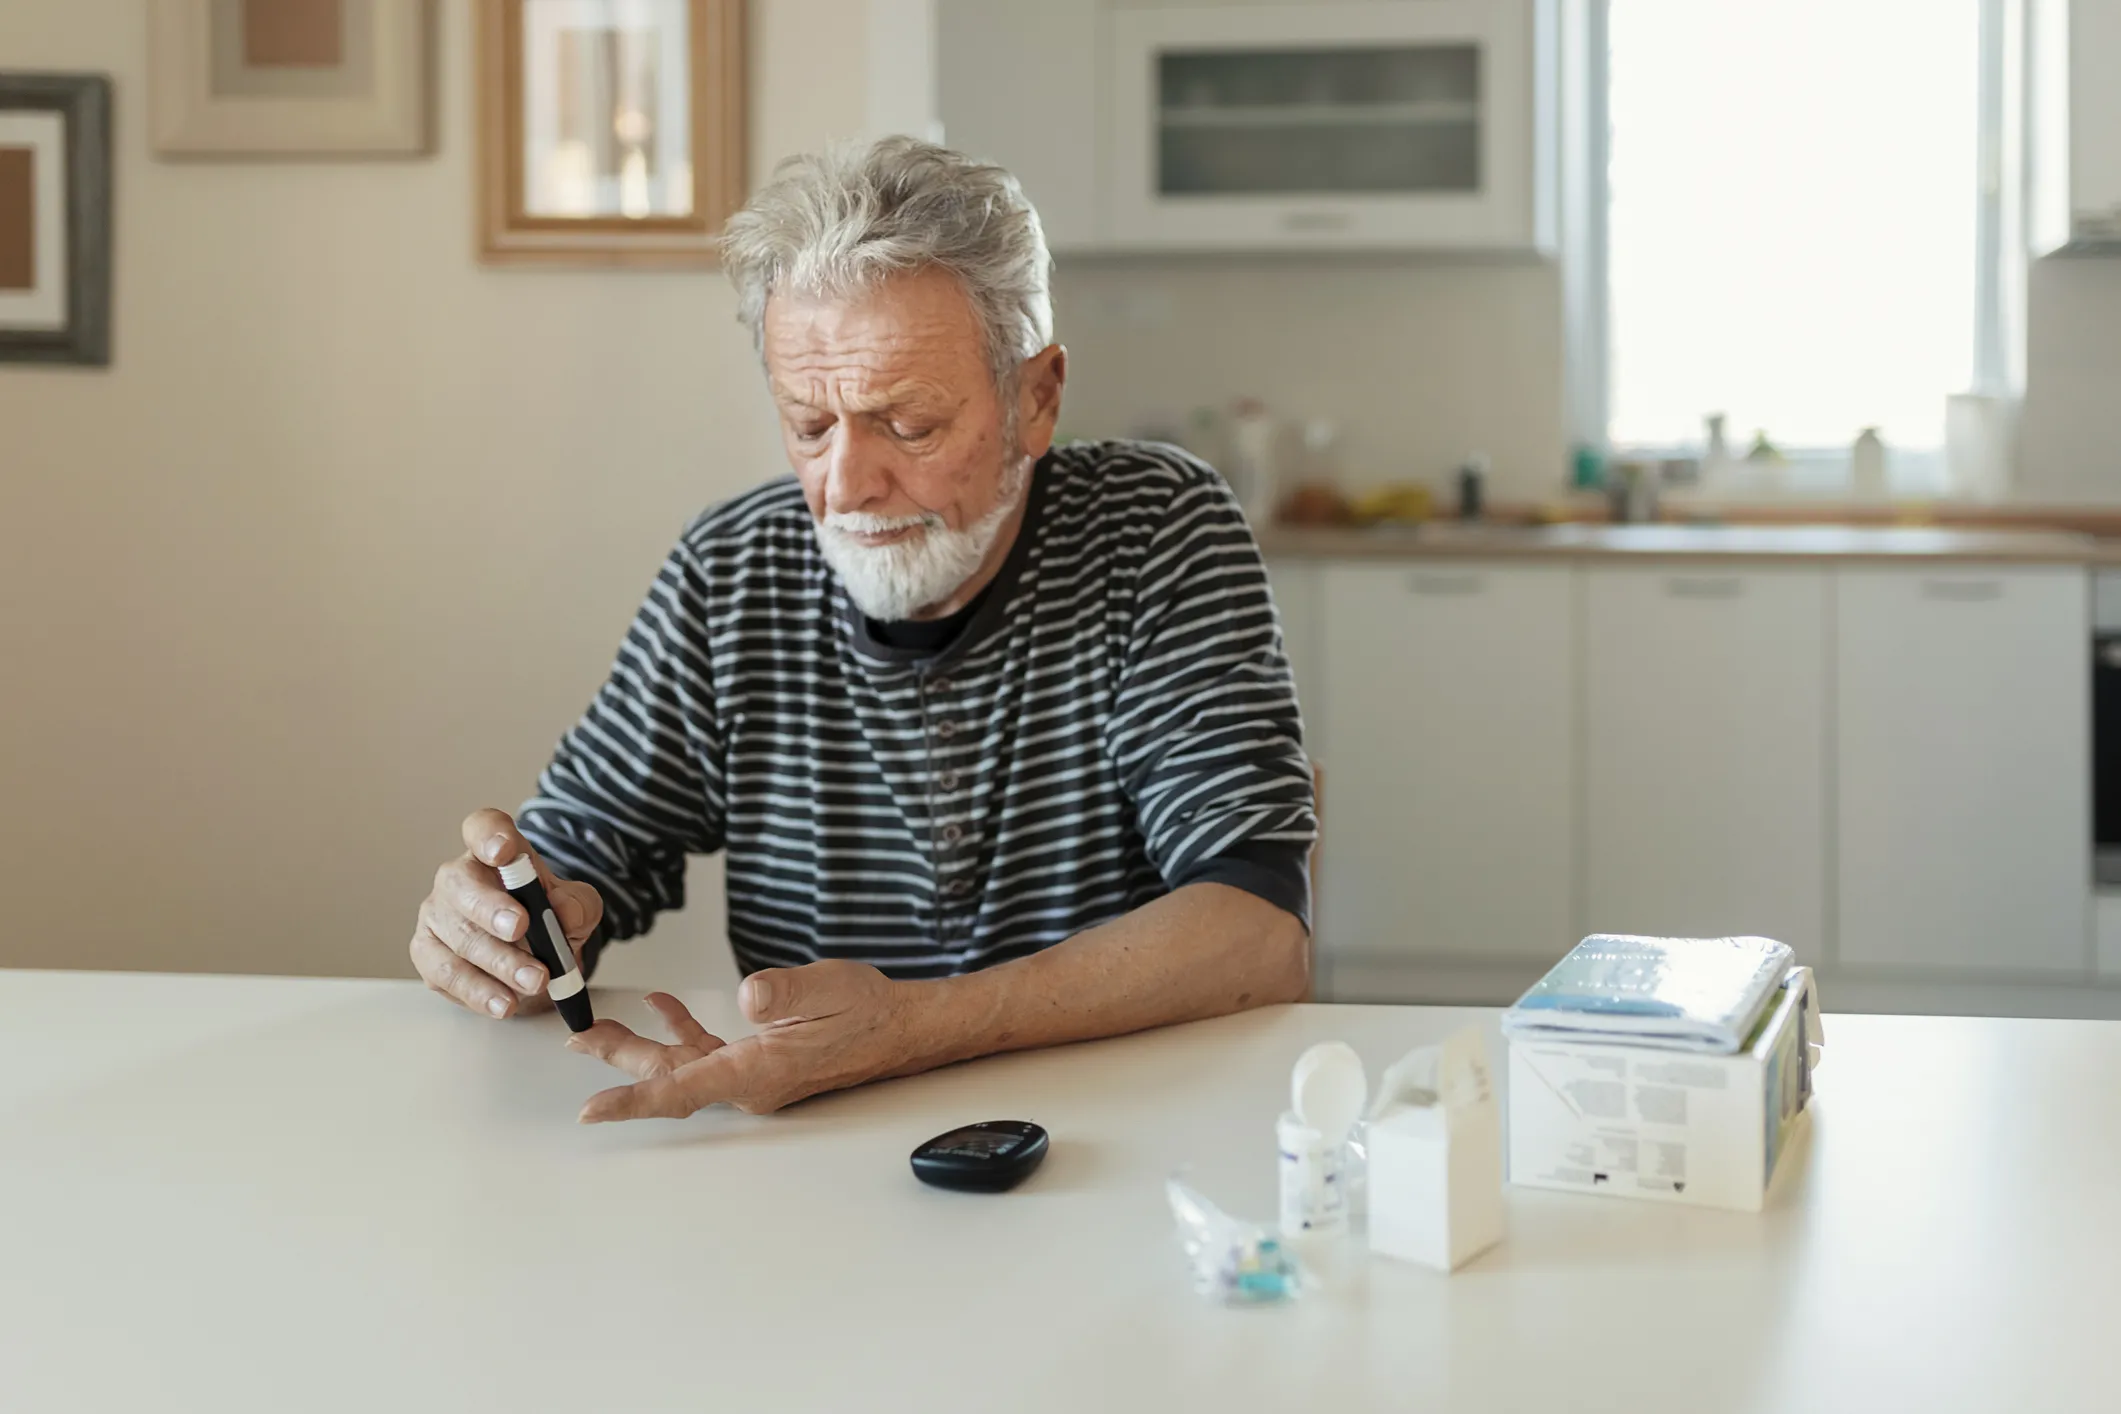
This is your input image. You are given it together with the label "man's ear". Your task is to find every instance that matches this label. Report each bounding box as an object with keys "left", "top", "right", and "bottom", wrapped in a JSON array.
[{"left": 1015, "top": 344, "right": 1068, "bottom": 459}]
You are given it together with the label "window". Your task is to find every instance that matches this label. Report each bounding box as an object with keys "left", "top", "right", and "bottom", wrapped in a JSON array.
[{"left": 1577, "top": 0, "right": 2011, "bottom": 492}]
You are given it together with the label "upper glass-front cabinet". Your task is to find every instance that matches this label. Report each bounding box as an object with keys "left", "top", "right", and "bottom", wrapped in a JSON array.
[{"left": 1109, "top": 2, "right": 1547, "bottom": 250}]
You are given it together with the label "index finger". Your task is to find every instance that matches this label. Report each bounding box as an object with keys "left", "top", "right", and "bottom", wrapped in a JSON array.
[{"left": 578, "top": 1043, "right": 755, "bottom": 1123}]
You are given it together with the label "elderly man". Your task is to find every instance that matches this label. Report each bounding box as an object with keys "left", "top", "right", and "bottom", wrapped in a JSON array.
[{"left": 410, "top": 138, "right": 1316, "bottom": 1122}]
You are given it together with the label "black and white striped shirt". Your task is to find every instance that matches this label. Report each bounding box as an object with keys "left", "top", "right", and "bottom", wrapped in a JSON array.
[{"left": 518, "top": 439, "right": 1316, "bottom": 979}]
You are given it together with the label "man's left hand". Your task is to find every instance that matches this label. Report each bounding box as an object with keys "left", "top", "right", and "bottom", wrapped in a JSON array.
[{"left": 564, "top": 960, "right": 920, "bottom": 1122}]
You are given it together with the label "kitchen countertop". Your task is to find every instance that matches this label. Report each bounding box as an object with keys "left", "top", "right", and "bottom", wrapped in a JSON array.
[
  {"left": 1258, "top": 523, "right": 2112, "bottom": 564},
  {"left": 8, "top": 968, "right": 2121, "bottom": 1413}
]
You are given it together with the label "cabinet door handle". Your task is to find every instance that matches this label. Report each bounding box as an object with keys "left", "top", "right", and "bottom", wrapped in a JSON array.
[
  {"left": 1663, "top": 575, "right": 1745, "bottom": 600},
  {"left": 1407, "top": 573, "right": 1485, "bottom": 596},
  {"left": 1281, "top": 210, "right": 1353, "bottom": 233},
  {"left": 1921, "top": 578, "right": 2005, "bottom": 602}
]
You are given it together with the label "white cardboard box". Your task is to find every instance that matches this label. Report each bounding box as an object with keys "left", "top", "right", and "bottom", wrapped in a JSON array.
[
  {"left": 1507, "top": 973, "right": 1819, "bottom": 1212},
  {"left": 1366, "top": 1029, "right": 1505, "bottom": 1271}
]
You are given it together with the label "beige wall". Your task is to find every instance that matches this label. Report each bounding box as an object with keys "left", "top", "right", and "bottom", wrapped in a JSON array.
[
  {"left": 1052, "top": 258, "right": 1565, "bottom": 500},
  {"left": 0, "top": 0, "right": 868, "bottom": 987}
]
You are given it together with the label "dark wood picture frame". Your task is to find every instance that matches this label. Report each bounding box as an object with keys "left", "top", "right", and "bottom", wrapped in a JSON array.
[
  {"left": 0, "top": 72, "right": 113, "bottom": 366},
  {"left": 476, "top": 0, "right": 746, "bottom": 268}
]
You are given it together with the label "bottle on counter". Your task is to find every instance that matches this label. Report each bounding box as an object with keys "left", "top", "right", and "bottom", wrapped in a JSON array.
[
  {"left": 1456, "top": 453, "right": 1488, "bottom": 520},
  {"left": 1700, "top": 413, "right": 1734, "bottom": 492},
  {"left": 1850, "top": 427, "right": 1888, "bottom": 500},
  {"left": 1945, "top": 394, "right": 2013, "bottom": 502},
  {"left": 1225, "top": 398, "right": 1279, "bottom": 528},
  {"left": 1298, "top": 418, "right": 1342, "bottom": 488},
  {"left": 1607, "top": 460, "right": 1660, "bottom": 524}
]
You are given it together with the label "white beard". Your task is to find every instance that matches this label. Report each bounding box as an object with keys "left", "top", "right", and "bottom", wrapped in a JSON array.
[{"left": 816, "top": 456, "right": 1031, "bottom": 622}]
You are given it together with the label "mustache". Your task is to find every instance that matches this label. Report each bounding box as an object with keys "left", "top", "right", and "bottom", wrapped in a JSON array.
[{"left": 821, "top": 510, "right": 946, "bottom": 536}]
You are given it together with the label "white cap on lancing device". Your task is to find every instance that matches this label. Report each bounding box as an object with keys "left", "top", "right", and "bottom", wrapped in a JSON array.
[
  {"left": 498, "top": 855, "right": 541, "bottom": 890},
  {"left": 495, "top": 853, "right": 593, "bottom": 1028}
]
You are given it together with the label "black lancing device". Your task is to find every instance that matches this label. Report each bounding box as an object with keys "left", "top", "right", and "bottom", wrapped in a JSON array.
[
  {"left": 497, "top": 854, "right": 595, "bottom": 1033},
  {"left": 910, "top": 1121, "right": 1050, "bottom": 1192}
]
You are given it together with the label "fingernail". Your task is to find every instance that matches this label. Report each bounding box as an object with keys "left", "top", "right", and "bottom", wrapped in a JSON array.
[
  {"left": 748, "top": 980, "right": 774, "bottom": 1013},
  {"left": 487, "top": 996, "right": 509, "bottom": 1017},
  {"left": 515, "top": 966, "right": 544, "bottom": 993},
  {"left": 493, "top": 907, "right": 520, "bottom": 936},
  {"left": 483, "top": 833, "right": 509, "bottom": 863}
]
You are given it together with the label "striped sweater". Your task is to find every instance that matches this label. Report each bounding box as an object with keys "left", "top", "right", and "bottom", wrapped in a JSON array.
[{"left": 518, "top": 438, "right": 1316, "bottom": 979}]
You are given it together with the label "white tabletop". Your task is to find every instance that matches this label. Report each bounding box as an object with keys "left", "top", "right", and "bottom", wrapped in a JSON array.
[{"left": 2, "top": 971, "right": 2117, "bottom": 1413}]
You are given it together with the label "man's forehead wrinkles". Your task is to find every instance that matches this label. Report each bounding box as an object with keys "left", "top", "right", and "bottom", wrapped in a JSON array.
[{"left": 773, "top": 373, "right": 958, "bottom": 412}]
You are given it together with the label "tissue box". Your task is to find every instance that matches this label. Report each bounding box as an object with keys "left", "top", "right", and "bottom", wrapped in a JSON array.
[
  {"left": 1507, "top": 970, "right": 1819, "bottom": 1213},
  {"left": 1366, "top": 1030, "right": 1505, "bottom": 1272}
]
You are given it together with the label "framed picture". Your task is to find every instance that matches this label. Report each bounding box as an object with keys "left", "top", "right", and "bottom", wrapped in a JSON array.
[
  {"left": 477, "top": 0, "right": 746, "bottom": 268},
  {"left": 149, "top": 0, "right": 433, "bottom": 157},
  {"left": 0, "top": 73, "right": 113, "bottom": 367}
]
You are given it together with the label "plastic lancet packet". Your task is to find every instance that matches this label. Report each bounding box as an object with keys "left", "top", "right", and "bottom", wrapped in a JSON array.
[{"left": 1165, "top": 1172, "right": 1306, "bottom": 1305}]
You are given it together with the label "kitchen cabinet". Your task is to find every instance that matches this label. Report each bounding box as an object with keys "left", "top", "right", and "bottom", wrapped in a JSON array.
[
  {"left": 935, "top": 0, "right": 1103, "bottom": 251},
  {"left": 2097, "top": 892, "right": 2121, "bottom": 978},
  {"left": 2070, "top": 0, "right": 2121, "bottom": 243},
  {"left": 929, "top": 1, "right": 1554, "bottom": 253},
  {"left": 1106, "top": 1, "right": 1551, "bottom": 251},
  {"left": 2033, "top": 0, "right": 2121, "bottom": 250},
  {"left": 1315, "top": 563, "right": 1575, "bottom": 961},
  {"left": 1835, "top": 568, "right": 2090, "bottom": 975},
  {"left": 1583, "top": 567, "right": 1830, "bottom": 963}
]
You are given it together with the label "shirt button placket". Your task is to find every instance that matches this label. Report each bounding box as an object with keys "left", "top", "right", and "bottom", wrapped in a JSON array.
[{"left": 926, "top": 665, "right": 978, "bottom": 935}]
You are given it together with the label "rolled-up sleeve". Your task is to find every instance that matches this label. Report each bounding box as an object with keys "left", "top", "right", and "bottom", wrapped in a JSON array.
[{"left": 1105, "top": 468, "right": 1318, "bottom": 927}]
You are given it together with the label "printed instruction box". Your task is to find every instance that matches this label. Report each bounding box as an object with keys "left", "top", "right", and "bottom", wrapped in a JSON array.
[{"left": 1506, "top": 971, "right": 1819, "bottom": 1213}]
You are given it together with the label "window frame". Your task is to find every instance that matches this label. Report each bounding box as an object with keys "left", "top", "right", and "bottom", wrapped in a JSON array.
[{"left": 1563, "top": 0, "right": 2022, "bottom": 494}]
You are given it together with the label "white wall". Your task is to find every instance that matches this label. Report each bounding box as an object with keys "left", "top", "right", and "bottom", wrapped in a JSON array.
[{"left": 0, "top": 0, "right": 869, "bottom": 987}]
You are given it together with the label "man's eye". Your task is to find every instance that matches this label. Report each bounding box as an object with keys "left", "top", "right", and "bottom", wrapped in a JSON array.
[
  {"left": 794, "top": 424, "right": 830, "bottom": 443},
  {"left": 892, "top": 424, "right": 934, "bottom": 443}
]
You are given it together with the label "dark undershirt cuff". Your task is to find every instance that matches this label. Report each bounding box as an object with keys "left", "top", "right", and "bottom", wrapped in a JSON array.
[{"left": 1171, "top": 838, "right": 1312, "bottom": 931}]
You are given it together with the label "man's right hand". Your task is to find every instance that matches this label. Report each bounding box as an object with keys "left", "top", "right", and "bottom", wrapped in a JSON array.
[{"left": 410, "top": 809, "right": 604, "bottom": 1019}]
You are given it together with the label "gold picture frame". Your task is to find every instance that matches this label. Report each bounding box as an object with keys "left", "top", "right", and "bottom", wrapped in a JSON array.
[
  {"left": 149, "top": 0, "right": 434, "bottom": 158},
  {"left": 477, "top": 0, "right": 746, "bottom": 268}
]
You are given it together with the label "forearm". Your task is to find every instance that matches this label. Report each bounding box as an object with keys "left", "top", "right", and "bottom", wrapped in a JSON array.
[{"left": 893, "top": 883, "right": 1310, "bottom": 1075}]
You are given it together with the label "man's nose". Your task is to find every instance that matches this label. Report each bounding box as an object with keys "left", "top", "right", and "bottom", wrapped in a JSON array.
[{"left": 822, "top": 423, "right": 895, "bottom": 516}]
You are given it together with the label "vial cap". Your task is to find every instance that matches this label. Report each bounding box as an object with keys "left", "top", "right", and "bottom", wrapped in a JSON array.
[
  {"left": 497, "top": 854, "right": 539, "bottom": 890},
  {"left": 1291, "top": 1042, "right": 1368, "bottom": 1144}
]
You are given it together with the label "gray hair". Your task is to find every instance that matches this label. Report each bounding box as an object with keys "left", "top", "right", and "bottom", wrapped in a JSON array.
[{"left": 720, "top": 136, "right": 1055, "bottom": 395}]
